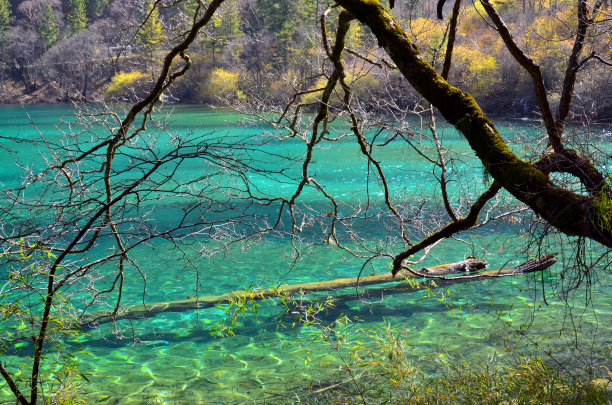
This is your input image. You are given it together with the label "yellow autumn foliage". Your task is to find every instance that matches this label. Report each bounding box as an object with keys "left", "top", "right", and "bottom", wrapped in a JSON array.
[
  {"left": 525, "top": 14, "right": 573, "bottom": 80},
  {"left": 103, "top": 71, "right": 150, "bottom": 99},
  {"left": 201, "top": 68, "right": 244, "bottom": 100},
  {"left": 406, "top": 17, "right": 447, "bottom": 57},
  {"left": 454, "top": 44, "right": 499, "bottom": 96}
]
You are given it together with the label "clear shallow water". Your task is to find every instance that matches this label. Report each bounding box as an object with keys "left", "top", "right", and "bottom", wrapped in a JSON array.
[{"left": 0, "top": 105, "right": 611, "bottom": 404}]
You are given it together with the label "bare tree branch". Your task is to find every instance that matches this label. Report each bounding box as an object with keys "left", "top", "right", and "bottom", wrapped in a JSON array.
[{"left": 479, "top": 0, "right": 560, "bottom": 151}]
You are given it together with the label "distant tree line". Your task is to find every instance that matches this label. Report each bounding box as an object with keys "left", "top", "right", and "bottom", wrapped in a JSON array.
[{"left": 0, "top": 0, "right": 611, "bottom": 119}]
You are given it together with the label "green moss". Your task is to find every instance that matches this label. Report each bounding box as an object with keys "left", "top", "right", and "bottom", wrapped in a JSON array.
[
  {"left": 596, "top": 180, "right": 612, "bottom": 232},
  {"left": 337, "top": 0, "right": 612, "bottom": 247}
]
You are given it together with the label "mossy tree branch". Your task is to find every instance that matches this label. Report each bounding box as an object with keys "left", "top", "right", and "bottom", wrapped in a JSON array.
[
  {"left": 332, "top": 0, "right": 612, "bottom": 253},
  {"left": 475, "top": 0, "right": 608, "bottom": 197}
]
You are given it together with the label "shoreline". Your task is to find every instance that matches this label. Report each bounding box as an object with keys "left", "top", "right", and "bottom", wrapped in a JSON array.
[{"left": 2, "top": 101, "right": 611, "bottom": 126}]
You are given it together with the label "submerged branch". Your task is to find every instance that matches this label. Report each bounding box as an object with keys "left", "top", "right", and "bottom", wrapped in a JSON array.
[{"left": 83, "top": 255, "right": 556, "bottom": 326}]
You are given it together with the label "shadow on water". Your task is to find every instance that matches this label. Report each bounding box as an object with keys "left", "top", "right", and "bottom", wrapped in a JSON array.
[{"left": 71, "top": 293, "right": 457, "bottom": 352}]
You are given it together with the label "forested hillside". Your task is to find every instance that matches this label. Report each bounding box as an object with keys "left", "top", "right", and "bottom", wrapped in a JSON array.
[{"left": 1, "top": 0, "right": 611, "bottom": 119}]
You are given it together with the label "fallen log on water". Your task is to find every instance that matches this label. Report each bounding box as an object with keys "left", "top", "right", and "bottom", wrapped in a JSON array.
[
  {"left": 333, "top": 254, "right": 559, "bottom": 304},
  {"left": 82, "top": 254, "right": 557, "bottom": 326}
]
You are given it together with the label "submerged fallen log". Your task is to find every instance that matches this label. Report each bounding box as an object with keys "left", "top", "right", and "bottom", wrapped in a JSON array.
[{"left": 82, "top": 254, "right": 557, "bottom": 326}]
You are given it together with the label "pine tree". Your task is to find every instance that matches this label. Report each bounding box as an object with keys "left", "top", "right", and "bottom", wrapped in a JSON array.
[
  {"left": 85, "top": 0, "right": 107, "bottom": 19},
  {"left": 0, "top": 0, "right": 12, "bottom": 30},
  {"left": 136, "top": 2, "right": 165, "bottom": 65},
  {"left": 254, "top": 0, "right": 317, "bottom": 66},
  {"left": 204, "top": 0, "right": 242, "bottom": 67},
  {"left": 66, "top": 0, "right": 87, "bottom": 34},
  {"left": 38, "top": 2, "right": 59, "bottom": 47}
]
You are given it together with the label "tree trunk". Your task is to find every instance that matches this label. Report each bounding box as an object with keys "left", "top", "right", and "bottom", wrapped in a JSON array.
[
  {"left": 82, "top": 255, "right": 556, "bottom": 326},
  {"left": 333, "top": 0, "right": 612, "bottom": 249}
]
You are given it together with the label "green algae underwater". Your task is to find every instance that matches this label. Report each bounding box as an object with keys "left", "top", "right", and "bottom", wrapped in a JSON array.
[{"left": 0, "top": 104, "right": 611, "bottom": 404}]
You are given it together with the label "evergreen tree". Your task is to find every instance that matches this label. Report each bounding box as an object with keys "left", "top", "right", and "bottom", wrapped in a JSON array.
[
  {"left": 0, "top": 0, "right": 12, "bottom": 29},
  {"left": 136, "top": 2, "right": 165, "bottom": 65},
  {"left": 38, "top": 2, "right": 59, "bottom": 47},
  {"left": 205, "top": 0, "right": 242, "bottom": 67},
  {"left": 8, "top": 0, "right": 18, "bottom": 15},
  {"left": 253, "top": 0, "right": 317, "bottom": 66},
  {"left": 180, "top": 0, "right": 202, "bottom": 22},
  {"left": 85, "top": 0, "right": 107, "bottom": 19},
  {"left": 66, "top": 0, "right": 87, "bottom": 33}
]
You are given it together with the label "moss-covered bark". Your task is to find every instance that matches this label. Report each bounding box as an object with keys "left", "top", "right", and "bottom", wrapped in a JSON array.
[{"left": 334, "top": 0, "right": 612, "bottom": 248}]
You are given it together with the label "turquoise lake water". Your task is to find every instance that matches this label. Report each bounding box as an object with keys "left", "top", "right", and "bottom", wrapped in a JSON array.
[{"left": 0, "top": 104, "right": 611, "bottom": 403}]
